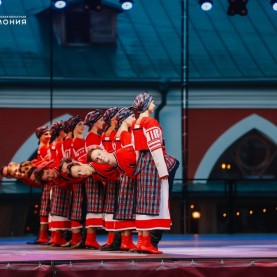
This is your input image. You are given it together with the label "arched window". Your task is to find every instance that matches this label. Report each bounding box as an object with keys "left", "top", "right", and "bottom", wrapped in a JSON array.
[{"left": 209, "top": 130, "right": 277, "bottom": 180}]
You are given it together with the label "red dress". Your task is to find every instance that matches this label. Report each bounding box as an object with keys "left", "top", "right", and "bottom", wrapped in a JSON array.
[
  {"left": 113, "top": 130, "right": 136, "bottom": 230},
  {"left": 70, "top": 137, "right": 86, "bottom": 227},
  {"left": 132, "top": 117, "right": 172, "bottom": 230},
  {"left": 100, "top": 130, "right": 120, "bottom": 231},
  {"left": 49, "top": 137, "right": 83, "bottom": 232},
  {"left": 37, "top": 144, "right": 52, "bottom": 224}
]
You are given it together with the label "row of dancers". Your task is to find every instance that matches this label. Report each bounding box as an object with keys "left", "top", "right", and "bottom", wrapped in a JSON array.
[{"left": 0, "top": 92, "right": 179, "bottom": 254}]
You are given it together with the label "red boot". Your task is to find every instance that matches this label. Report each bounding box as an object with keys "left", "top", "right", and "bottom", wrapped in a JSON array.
[
  {"left": 71, "top": 231, "right": 82, "bottom": 247},
  {"left": 140, "top": 235, "right": 163, "bottom": 254},
  {"left": 99, "top": 232, "right": 115, "bottom": 250},
  {"left": 85, "top": 233, "right": 100, "bottom": 249},
  {"left": 54, "top": 231, "right": 67, "bottom": 246},
  {"left": 37, "top": 229, "right": 49, "bottom": 244},
  {"left": 135, "top": 235, "right": 143, "bottom": 252},
  {"left": 49, "top": 231, "right": 56, "bottom": 245},
  {"left": 120, "top": 235, "right": 136, "bottom": 251},
  {"left": 106, "top": 231, "right": 115, "bottom": 246}
]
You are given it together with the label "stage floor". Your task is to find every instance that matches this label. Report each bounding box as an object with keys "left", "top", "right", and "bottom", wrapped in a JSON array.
[
  {"left": 1, "top": 234, "right": 277, "bottom": 276},
  {"left": 1, "top": 233, "right": 277, "bottom": 262}
]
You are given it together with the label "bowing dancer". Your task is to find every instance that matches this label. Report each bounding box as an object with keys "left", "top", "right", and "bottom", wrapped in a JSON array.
[
  {"left": 131, "top": 92, "right": 178, "bottom": 254},
  {"left": 5, "top": 159, "right": 35, "bottom": 178},
  {"left": 60, "top": 154, "right": 122, "bottom": 251},
  {"left": 60, "top": 158, "right": 119, "bottom": 184},
  {"left": 32, "top": 134, "right": 86, "bottom": 246},
  {"left": 0, "top": 161, "right": 44, "bottom": 192},
  {"left": 1, "top": 162, "right": 23, "bottom": 179},
  {"left": 32, "top": 161, "right": 85, "bottom": 249}
]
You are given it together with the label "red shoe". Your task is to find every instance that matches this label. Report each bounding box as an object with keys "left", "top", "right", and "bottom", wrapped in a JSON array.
[
  {"left": 120, "top": 235, "right": 136, "bottom": 251},
  {"left": 53, "top": 231, "right": 68, "bottom": 246},
  {"left": 37, "top": 229, "right": 49, "bottom": 244},
  {"left": 85, "top": 233, "right": 100, "bottom": 249},
  {"left": 135, "top": 235, "right": 143, "bottom": 252},
  {"left": 49, "top": 231, "right": 56, "bottom": 245},
  {"left": 140, "top": 235, "right": 163, "bottom": 254},
  {"left": 71, "top": 232, "right": 82, "bottom": 246},
  {"left": 106, "top": 232, "right": 115, "bottom": 245}
]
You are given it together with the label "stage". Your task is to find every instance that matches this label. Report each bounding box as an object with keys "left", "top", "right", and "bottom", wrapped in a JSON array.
[{"left": 1, "top": 234, "right": 277, "bottom": 276}]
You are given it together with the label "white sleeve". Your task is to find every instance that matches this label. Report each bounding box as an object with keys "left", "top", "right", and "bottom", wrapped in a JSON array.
[{"left": 144, "top": 126, "right": 168, "bottom": 178}]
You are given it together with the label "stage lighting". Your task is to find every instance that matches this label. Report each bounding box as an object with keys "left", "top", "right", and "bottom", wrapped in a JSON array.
[
  {"left": 53, "top": 0, "right": 67, "bottom": 9},
  {"left": 227, "top": 0, "right": 248, "bottom": 16},
  {"left": 199, "top": 0, "right": 214, "bottom": 11},
  {"left": 119, "top": 0, "right": 134, "bottom": 11},
  {"left": 270, "top": 0, "right": 277, "bottom": 11}
]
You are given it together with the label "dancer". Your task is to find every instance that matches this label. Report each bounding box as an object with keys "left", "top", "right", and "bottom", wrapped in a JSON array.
[
  {"left": 100, "top": 107, "right": 121, "bottom": 251},
  {"left": 65, "top": 115, "right": 87, "bottom": 248},
  {"left": 1, "top": 162, "right": 21, "bottom": 179},
  {"left": 26, "top": 125, "right": 52, "bottom": 245},
  {"left": 83, "top": 109, "right": 106, "bottom": 249},
  {"left": 102, "top": 107, "right": 119, "bottom": 152},
  {"left": 89, "top": 106, "right": 137, "bottom": 251},
  {"left": 131, "top": 92, "right": 178, "bottom": 254},
  {"left": 47, "top": 120, "right": 72, "bottom": 246}
]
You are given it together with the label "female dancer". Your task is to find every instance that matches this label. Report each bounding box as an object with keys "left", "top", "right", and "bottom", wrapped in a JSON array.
[
  {"left": 131, "top": 92, "right": 177, "bottom": 254},
  {"left": 89, "top": 107, "right": 137, "bottom": 251}
]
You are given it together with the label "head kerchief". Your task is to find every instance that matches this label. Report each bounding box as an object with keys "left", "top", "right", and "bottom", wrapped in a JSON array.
[
  {"left": 68, "top": 115, "right": 84, "bottom": 132},
  {"left": 35, "top": 125, "right": 49, "bottom": 139},
  {"left": 132, "top": 92, "right": 153, "bottom": 113},
  {"left": 84, "top": 109, "right": 103, "bottom": 128},
  {"left": 50, "top": 120, "right": 64, "bottom": 140},
  {"left": 103, "top": 107, "right": 120, "bottom": 123},
  {"left": 116, "top": 107, "right": 134, "bottom": 127}
]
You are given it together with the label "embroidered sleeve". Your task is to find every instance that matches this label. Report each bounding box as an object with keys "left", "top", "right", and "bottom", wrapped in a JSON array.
[{"left": 143, "top": 119, "right": 168, "bottom": 178}]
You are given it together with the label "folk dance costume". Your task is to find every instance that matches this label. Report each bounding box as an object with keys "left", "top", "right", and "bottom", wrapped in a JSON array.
[
  {"left": 67, "top": 116, "right": 87, "bottom": 247},
  {"left": 47, "top": 121, "right": 72, "bottom": 246},
  {"left": 132, "top": 118, "right": 176, "bottom": 229},
  {"left": 71, "top": 135, "right": 86, "bottom": 227},
  {"left": 100, "top": 106, "right": 123, "bottom": 250},
  {"left": 84, "top": 110, "right": 106, "bottom": 249},
  {"left": 102, "top": 127, "right": 120, "bottom": 227},
  {"left": 113, "top": 137, "right": 137, "bottom": 250},
  {"left": 113, "top": 132, "right": 136, "bottom": 226},
  {"left": 85, "top": 160, "right": 120, "bottom": 248},
  {"left": 102, "top": 130, "right": 122, "bottom": 232},
  {"left": 109, "top": 107, "right": 137, "bottom": 251},
  {"left": 34, "top": 126, "right": 52, "bottom": 244},
  {"left": 132, "top": 92, "right": 177, "bottom": 254}
]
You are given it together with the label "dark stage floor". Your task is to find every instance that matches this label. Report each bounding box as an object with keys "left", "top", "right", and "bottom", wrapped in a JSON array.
[{"left": 1, "top": 234, "right": 277, "bottom": 276}]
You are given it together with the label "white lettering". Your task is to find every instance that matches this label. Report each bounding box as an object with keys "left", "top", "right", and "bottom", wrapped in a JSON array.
[{"left": 0, "top": 19, "right": 27, "bottom": 25}]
